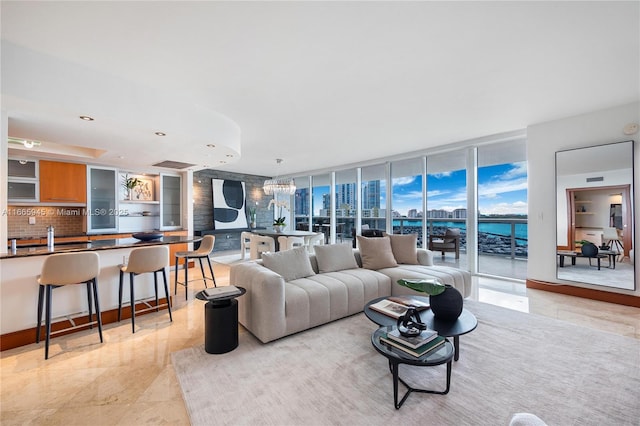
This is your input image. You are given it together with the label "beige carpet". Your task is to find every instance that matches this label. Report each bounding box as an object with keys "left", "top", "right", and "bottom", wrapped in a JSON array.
[{"left": 171, "top": 300, "right": 640, "bottom": 426}]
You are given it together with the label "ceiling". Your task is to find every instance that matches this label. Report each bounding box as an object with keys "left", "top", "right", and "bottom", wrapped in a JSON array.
[{"left": 1, "top": 1, "right": 638, "bottom": 177}]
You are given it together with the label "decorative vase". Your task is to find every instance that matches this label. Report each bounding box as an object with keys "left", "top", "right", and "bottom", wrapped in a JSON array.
[
  {"left": 429, "top": 284, "right": 463, "bottom": 321},
  {"left": 250, "top": 221, "right": 256, "bottom": 229},
  {"left": 581, "top": 242, "right": 598, "bottom": 257},
  {"left": 274, "top": 225, "right": 285, "bottom": 233}
]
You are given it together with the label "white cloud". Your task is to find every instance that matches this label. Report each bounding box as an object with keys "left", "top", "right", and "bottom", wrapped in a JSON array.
[
  {"left": 479, "top": 201, "right": 528, "bottom": 215},
  {"left": 392, "top": 176, "right": 416, "bottom": 186}
]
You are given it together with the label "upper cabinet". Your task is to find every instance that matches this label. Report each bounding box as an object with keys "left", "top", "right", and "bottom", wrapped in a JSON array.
[
  {"left": 7, "top": 159, "right": 39, "bottom": 202},
  {"left": 87, "top": 166, "right": 118, "bottom": 233},
  {"left": 39, "top": 160, "right": 86, "bottom": 204},
  {"left": 160, "top": 173, "right": 182, "bottom": 230}
]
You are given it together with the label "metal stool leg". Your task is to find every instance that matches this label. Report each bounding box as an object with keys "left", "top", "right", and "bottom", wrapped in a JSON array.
[
  {"left": 129, "top": 273, "right": 136, "bottom": 333},
  {"left": 183, "top": 256, "right": 189, "bottom": 300},
  {"left": 174, "top": 255, "right": 179, "bottom": 296},
  {"left": 36, "top": 284, "right": 45, "bottom": 343},
  {"left": 118, "top": 270, "right": 124, "bottom": 322},
  {"left": 44, "top": 285, "right": 52, "bottom": 360},
  {"left": 86, "top": 281, "right": 93, "bottom": 329},
  {"left": 154, "top": 271, "right": 159, "bottom": 312},
  {"left": 92, "top": 278, "right": 103, "bottom": 343},
  {"left": 206, "top": 256, "right": 216, "bottom": 287},
  {"left": 198, "top": 258, "right": 207, "bottom": 288},
  {"left": 163, "top": 268, "right": 172, "bottom": 322}
]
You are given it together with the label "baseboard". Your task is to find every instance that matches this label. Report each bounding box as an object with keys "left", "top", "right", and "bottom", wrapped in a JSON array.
[
  {"left": 0, "top": 297, "right": 172, "bottom": 352},
  {"left": 526, "top": 279, "right": 640, "bottom": 308}
]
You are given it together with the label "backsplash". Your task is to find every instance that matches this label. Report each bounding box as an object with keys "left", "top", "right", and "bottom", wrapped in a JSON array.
[{"left": 6, "top": 206, "right": 85, "bottom": 238}]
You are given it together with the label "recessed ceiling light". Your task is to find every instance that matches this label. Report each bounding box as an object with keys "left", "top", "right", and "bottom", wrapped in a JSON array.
[
  {"left": 206, "top": 144, "right": 216, "bottom": 148},
  {"left": 155, "top": 132, "right": 166, "bottom": 136},
  {"left": 79, "top": 115, "right": 94, "bottom": 121},
  {"left": 226, "top": 154, "right": 233, "bottom": 158},
  {"left": 219, "top": 160, "right": 226, "bottom": 164}
]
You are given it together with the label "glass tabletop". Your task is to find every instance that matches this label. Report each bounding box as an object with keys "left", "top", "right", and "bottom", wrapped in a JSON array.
[{"left": 371, "top": 326, "right": 454, "bottom": 366}]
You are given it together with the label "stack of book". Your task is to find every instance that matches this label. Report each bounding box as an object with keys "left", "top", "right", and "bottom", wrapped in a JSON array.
[
  {"left": 379, "top": 328, "right": 445, "bottom": 358},
  {"left": 203, "top": 285, "right": 242, "bottom": 300}
]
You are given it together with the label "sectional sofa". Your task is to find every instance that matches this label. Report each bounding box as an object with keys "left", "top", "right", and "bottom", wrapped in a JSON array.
[{"left": 230, "top": 234, "right": 472, "bottom": 343}]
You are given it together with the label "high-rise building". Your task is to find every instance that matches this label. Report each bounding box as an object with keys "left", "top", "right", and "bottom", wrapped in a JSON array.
[
  {"left": 336, "top": 183, "right": 356, "bottom": 210},
  {"left": 362, "top": 180, "right": 381, "bottom": 210},
  {"left": 294, "top": 188, "right": 309, "bottom": 216},
  {"left": 322, "top": 193, "right": 331, "bottom": 210}
]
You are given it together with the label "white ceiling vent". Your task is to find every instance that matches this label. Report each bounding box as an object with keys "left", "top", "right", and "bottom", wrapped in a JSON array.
[{"left": 152, "top": 160, "right": 197, "bottom": 169}]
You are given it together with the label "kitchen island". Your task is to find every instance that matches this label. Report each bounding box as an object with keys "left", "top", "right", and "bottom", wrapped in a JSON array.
[{"left": 0, "top": 236, "right": 200, "bottom": 350}]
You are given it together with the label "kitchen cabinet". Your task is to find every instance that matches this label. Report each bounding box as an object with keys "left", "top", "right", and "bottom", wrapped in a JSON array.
[
  {"left": 160, "top": 173, "right": 182, "bottom": 230},
  {"left": 7, "top": 159, "right": 39, "bottom": 202},
  {"left": 39, "top": 160, "right": 86, "bottom": 203},
  {"left": 87, "top": 166, "right": 118, "bottom": 233}
]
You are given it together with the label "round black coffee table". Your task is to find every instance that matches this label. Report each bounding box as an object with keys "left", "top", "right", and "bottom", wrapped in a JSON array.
[
  {"left": 196, "top": 287, "right": 246, "bottom": 354},
  {"left": 364, "top": 295, "right": 477, "bottom": 361},
  {"left": 372, "top": 326, "right": 454, "bottom": 409}
]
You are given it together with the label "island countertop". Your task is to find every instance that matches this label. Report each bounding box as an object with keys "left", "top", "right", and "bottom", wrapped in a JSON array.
[{"left": 0, "top": 236, "right": 200, "bottom": 259}]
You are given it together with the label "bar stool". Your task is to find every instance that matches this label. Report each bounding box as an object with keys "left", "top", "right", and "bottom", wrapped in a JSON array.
[
  {"left": 119, "top": 245, "right": 172, "bottom": 333},
  {"left": 174, "top": 235, "right": 216, "bottom": 300},
  {"left": 36, "top": 252, "right": 102, "bottom": 360}
]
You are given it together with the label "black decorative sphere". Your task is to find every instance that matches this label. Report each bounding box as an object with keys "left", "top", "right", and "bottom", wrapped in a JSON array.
[
  {"left": 581, "top": 242, "right": 599, "bottom": 257},
  {"left": 430, "top": 285, "right": 463, "bottom": 321}
]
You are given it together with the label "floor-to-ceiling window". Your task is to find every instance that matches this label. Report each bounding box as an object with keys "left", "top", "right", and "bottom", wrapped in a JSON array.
[
  {"left": 426, "top": 152, "right": 468, "bottom": 259},
  {"left": 293, "top": 176, "right": 311, "bottom": 231},
  {"left": 335, "top": 169, "right": 357, "bottom": 245},
  {"left": 477, "top": 140, "right": 527, "bottom": 279},
  {"left": 391, "top": 158, "right": 424, "bottom": 246},
  {"left": 312, "top": 174, "right": 331, "bottom": 242},
  {"left": 360, "top": 164, "right": 387, "bottom": 234}
]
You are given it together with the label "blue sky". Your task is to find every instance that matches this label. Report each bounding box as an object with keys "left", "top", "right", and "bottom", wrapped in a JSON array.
[{"left": 310, "top": 161, "right": 528, "bottom": 216}]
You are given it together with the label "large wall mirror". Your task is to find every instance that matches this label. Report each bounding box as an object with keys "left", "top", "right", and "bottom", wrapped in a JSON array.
[{"left": 556, "top": 140, "right": 635, "bottom": 290}]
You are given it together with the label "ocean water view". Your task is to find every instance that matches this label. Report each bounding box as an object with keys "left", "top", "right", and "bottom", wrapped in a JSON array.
[{"left": 392, "top": 219, "right": 528, "bottom": 241}]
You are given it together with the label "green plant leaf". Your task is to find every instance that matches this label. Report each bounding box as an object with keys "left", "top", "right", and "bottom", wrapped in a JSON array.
[{"left": 397, "top": 278, "right": 445, "bottom": 295}]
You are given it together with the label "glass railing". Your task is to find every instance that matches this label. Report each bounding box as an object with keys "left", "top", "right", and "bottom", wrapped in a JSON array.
[{"left": 295, "top": 215, "right": 528, "bottom": 259}]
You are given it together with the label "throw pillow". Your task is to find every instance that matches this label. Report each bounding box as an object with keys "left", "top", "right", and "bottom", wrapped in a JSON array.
[
  {"left": 261, "top": 246, "right": 316, "bottom": 281},
  {"left": 313, "top": 243, "right": 359, "bottom": 273},
  {"left": 384, "top": 233, "right": 419, "bottom": 264},
  {"left": 357, "top": 235, "right": 398, "bottom": 270}
]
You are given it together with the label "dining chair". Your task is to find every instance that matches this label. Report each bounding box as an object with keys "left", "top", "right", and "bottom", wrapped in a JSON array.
[
  {"left": 250, "top": 234, "right": 275, "bottom": 259},
  {"left": 36, "top": 252, "right": 102, "bottom": 359},
  {"left": 304, "top": 232, "right": 325, "bottom": 254},
  {"left": 602, "top": 227, "right": 623, "bottom": 252},
  {"left": 240, "top": 231, "right": 252, "bottom": 259},
  {"left": 277, "top": 236, "right": 305, "bottom": 251}
]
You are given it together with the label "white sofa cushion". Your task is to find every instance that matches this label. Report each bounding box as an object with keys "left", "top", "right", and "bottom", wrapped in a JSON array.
[
  {"left": 261, "top": 246, "right": 316, "bottom": 281},
  {"left": 313, "top": 243, "right": 359, "bottom": 273}
]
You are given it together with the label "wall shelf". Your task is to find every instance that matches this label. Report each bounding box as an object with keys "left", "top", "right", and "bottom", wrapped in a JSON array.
[{"left": 120, "top": 200, "right": 159, "bottom": 204}]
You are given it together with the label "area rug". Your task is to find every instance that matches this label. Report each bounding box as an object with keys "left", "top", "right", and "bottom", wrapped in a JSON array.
[{"left": 171, "top": 300, "right": 640, "bottom": 426}]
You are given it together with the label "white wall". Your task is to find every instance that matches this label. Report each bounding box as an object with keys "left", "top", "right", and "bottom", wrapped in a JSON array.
[{"left": 527, "top": 101, "right": 640, "bottom": 295}]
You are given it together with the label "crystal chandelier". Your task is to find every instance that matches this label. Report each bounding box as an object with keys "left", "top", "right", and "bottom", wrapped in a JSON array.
[{"left": 263, "top": 159, "right": 296, "bottom": 195}]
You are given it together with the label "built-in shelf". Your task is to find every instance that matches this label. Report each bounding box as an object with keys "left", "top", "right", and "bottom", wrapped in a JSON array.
[
  {"left": 120, "top": 200, "right": 160, "bottom": 204},
  {"left": 575, "top": 212, "right": 594, "bottom": 215}
]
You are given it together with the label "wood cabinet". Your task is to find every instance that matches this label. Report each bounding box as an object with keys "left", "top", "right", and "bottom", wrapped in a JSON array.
[{"left": 39, "top": 160, "right": 86, "bottom": 203}]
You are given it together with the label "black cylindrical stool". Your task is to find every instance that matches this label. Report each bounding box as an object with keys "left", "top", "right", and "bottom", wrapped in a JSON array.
[{"left": 204, "top": 299, "right": 239, "bottom": 354}]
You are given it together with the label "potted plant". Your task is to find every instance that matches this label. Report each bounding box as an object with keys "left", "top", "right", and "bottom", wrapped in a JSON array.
[
  {"left": 575, "top": 240, "right": 598, "bottom": 257},
  {"left": 397, "top": 278, "right": 463, "bottom": 321},
  {"left": 268, "top": 199, "right": 289, "bottom": 232},
  {"left": 122, "top": 174, "right": 141, "bottom": 200},
  {"left": 248, "top": 206, "right": 257, "bottom": 228}
]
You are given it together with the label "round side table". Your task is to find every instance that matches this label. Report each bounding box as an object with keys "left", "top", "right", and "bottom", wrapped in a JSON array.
[{"left": 196, "top": 287, "right": 246, "bottom": 354}]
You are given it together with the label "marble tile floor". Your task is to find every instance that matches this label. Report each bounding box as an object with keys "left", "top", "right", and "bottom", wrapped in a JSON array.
[{"left": 1, "top": 263, "right": 639, "bottom": 425}]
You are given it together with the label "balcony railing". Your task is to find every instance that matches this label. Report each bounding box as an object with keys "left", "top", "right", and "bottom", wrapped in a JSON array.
[{"left": 294, "top": 216, "right": 528, "bottom": 259}]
